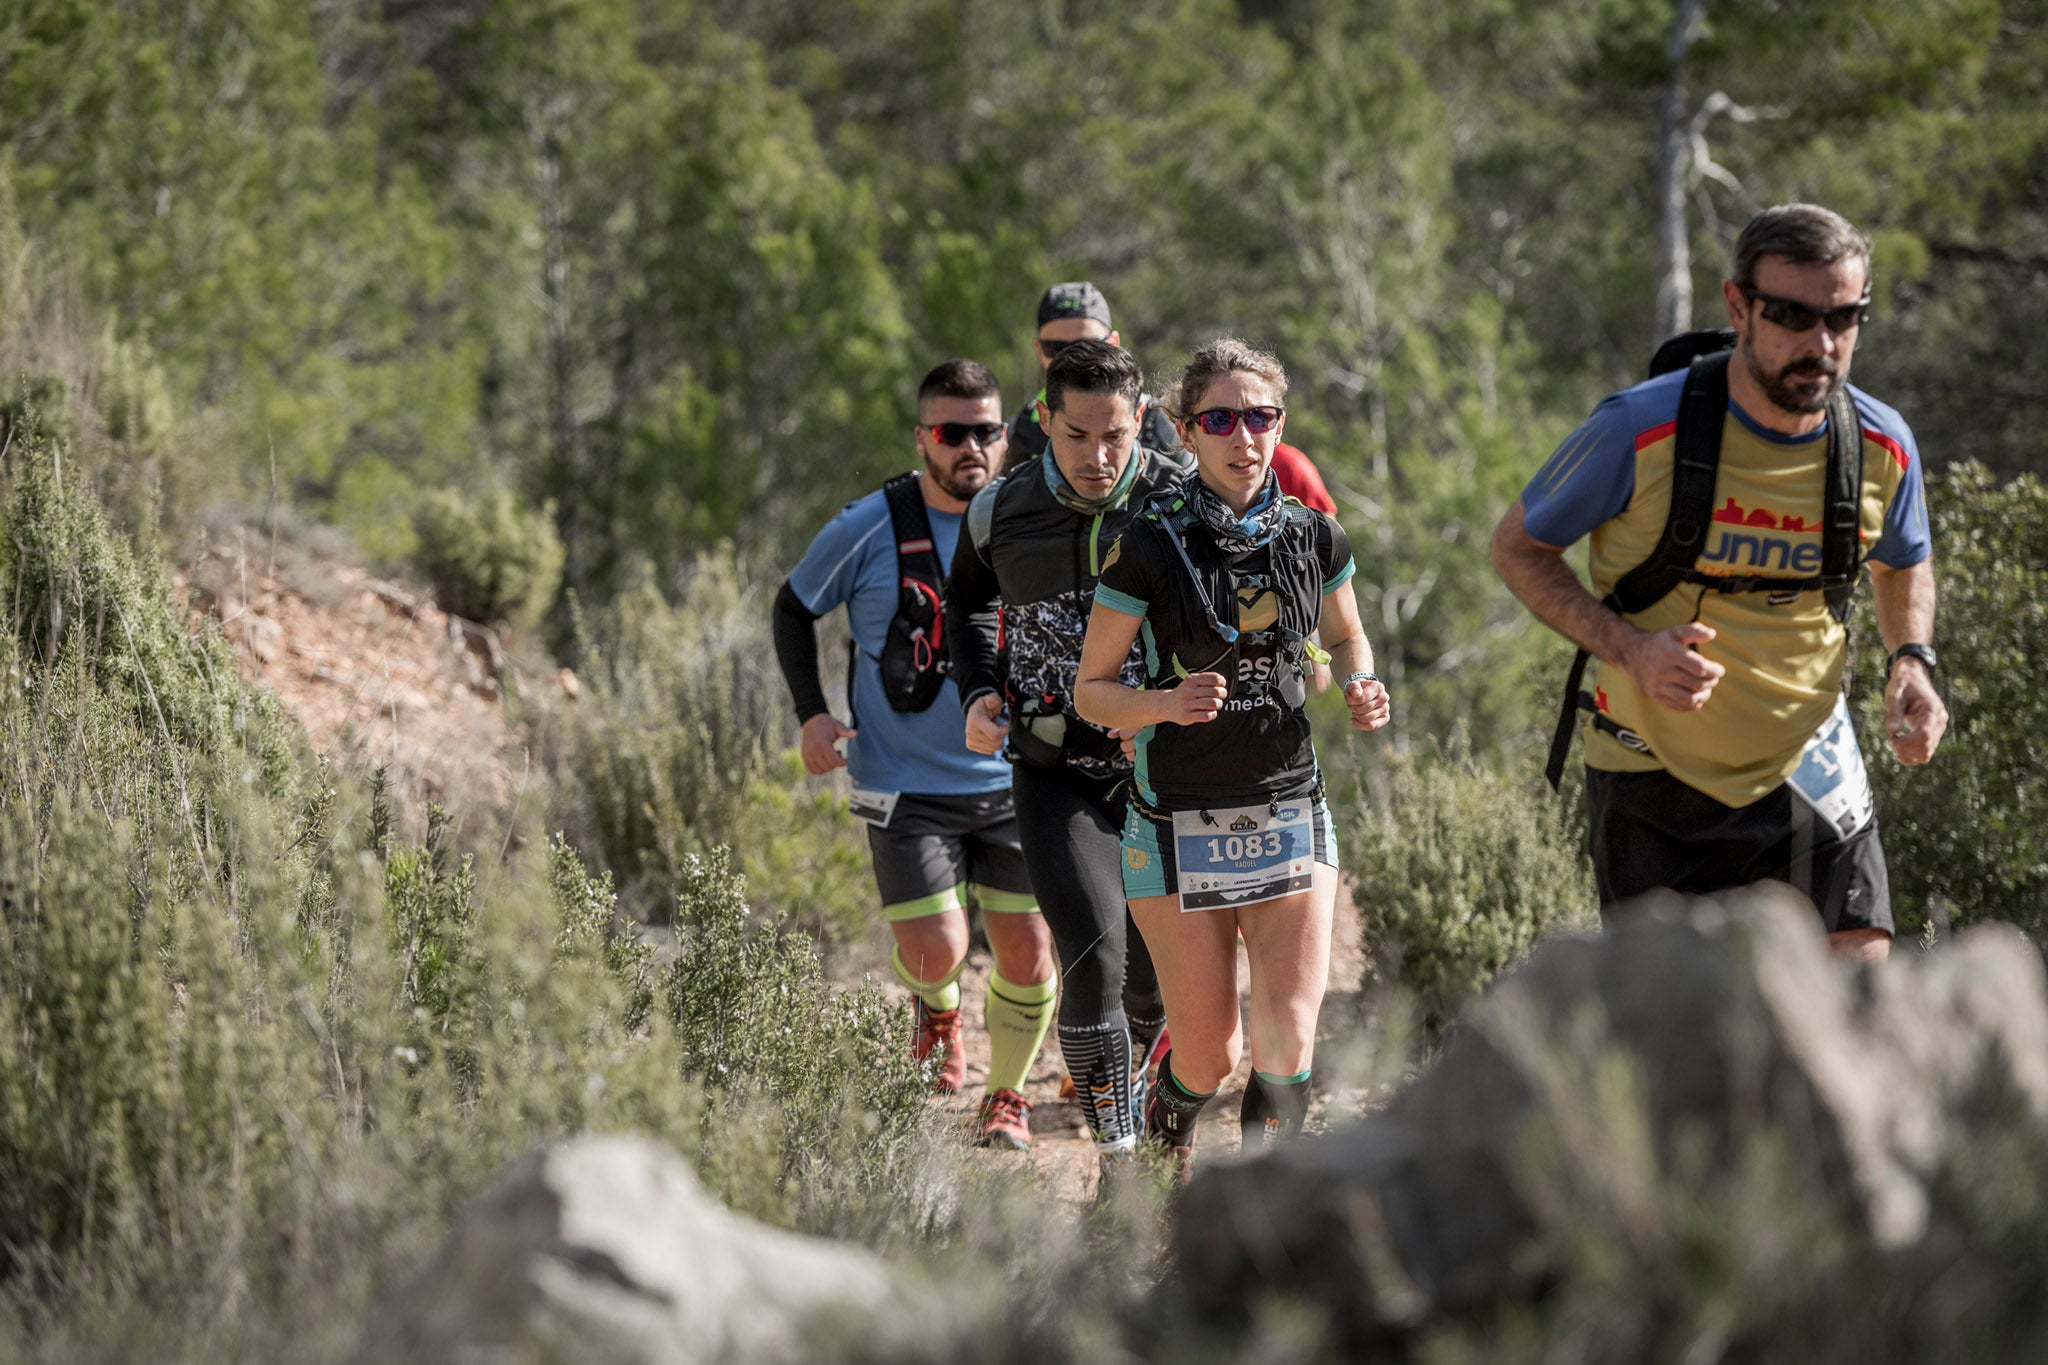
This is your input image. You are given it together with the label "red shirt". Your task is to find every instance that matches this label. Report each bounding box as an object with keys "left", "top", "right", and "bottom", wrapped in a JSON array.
[{"left": 1270, "top": 443, "right": 1336, "bottom": 514}]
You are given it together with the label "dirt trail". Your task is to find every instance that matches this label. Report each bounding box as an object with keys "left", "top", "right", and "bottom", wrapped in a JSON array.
[
  {"left": 930, "top": 882, "right": 1373, "bottom": 1203},
  {"left": 187, "top": 532, "right": 1388, "bottom": 1204}
]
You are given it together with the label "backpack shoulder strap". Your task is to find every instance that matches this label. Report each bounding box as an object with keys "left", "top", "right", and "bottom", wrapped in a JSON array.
[
  {"left": 1606, "top": 351, "right": 1728, "bottom": 616},
  {"left": 1547, "top": 354, "right": 1725, "bottom": 791},
  {"left": 965, "top": 478, "right": 1003, "bottom": 564},
  {"left": 1820, "top": 386, "right": 1864, "bottom": 623},
  {"left": 881, "top": 472, "right": 944, "bottom": 590}
]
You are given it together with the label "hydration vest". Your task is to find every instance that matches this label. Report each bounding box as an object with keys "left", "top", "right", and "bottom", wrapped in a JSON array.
[
  {"left": 873, "top": 471, "right": 950, "bottom": 713},
  {"left": 1543, "top": 333, "right": 1866, "bottom": 789},
  {"left": 1138, "top": 487, "right": 1325, "bottom": 712}
]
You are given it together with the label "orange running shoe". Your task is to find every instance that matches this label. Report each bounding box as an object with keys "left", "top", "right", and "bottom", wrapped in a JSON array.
[
  {"left": 913, "top": 999, "right": 967, "bottom": 1094},
  {"left": 976, "top": 1087, "right": 1032, "bottom": 1150}
]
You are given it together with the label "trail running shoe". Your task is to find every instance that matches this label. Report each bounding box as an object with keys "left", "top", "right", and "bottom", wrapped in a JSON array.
[
  {"left": 976, "top": 1088, "right": 1032, "bottom": 1150},
  {"left": 913, "top": 1000, "right": 967, "bottom": 1094}
]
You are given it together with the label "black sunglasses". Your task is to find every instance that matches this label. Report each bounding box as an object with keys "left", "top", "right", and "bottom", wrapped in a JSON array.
[
  {"left": 1740, "top": 285, "right": 1871, "bottom": 335},
  {"left": 925, "top": 421, "right": 1006, "bottom": 448}
]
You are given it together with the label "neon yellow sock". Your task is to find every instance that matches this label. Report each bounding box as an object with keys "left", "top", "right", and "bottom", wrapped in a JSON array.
[
  {"left": 891, "top": 944, "right": 963, "bottom": 1013},
  {"left": 983, "top": 970, "right": 1056, "bottom": 1094}
]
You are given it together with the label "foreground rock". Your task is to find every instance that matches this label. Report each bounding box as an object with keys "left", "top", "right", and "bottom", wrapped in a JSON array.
[
  {"left": 1174, "top": 887, "right": 2048, "bottom": 1347},
  {"left": 359, "top": 1135, "right": 907, "bottom": 1364}
]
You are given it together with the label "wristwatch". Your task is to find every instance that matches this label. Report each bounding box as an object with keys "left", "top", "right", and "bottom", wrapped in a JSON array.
[
  {"left": 1887, "top": 643, "right": 1938, "bottom": 675},
  {"left": 1342, "top": 671, "right": 1380, "bottom": 688}
]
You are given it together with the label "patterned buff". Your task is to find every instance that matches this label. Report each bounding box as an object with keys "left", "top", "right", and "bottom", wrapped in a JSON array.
[
  {"left": 1191, "top": 471, "right": 1286, "bottom": 554},
  {"left": 1040, "top": 447, "right": 1143, "bottom": 515}
]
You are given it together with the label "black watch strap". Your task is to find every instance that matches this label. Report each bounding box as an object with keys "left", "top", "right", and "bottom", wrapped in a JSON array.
[{"left": 1887, "top": 642, "right": 1938, "bottom": 674}]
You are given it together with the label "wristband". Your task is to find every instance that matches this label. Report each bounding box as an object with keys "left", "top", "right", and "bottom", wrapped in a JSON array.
[
  {"left": 1342, "top": 671, "right": 1380, "bottom": 688},
  {"left": 1886, "top": 643, "right": 1938, "bottom": 675}
]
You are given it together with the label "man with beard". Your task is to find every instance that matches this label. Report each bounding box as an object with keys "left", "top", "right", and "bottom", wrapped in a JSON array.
[
  {"left": 773, "top": 360, "right": 1057, "bottom": 1149},
  {"left": 1491, "top": 204, "right": 1946, "bottom": 963}
]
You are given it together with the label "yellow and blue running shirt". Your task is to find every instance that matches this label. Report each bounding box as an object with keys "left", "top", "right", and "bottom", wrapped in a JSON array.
[{"left": 1522, "top": 370, "right": 1930, "bottom": 808}]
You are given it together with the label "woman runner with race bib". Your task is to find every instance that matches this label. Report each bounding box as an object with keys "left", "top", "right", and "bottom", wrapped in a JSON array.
[{"left": 1074, "top": 338, "right": 1390, "bottom": 1175}]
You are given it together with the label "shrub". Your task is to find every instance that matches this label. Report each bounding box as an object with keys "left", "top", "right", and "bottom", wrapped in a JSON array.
[
  {"left": 1852, "top": 462, "right": 2048, "bottom": 940},
  {"left": 0, "top": 419, "right": 947, "bottom": 1358},
  {"left": 410, "top": 485, "right": 565, "bottom": 629},
  {"left": 1346, "top": 750, "right": 1598, "bottom": 1028},
  {"left": 554, "top": 549, "right": 875, "bottom": 951}
]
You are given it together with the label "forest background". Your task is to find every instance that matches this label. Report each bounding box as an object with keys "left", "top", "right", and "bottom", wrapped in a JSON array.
[{"left": 3, "top": 0, "right": 2048, "bottom": 1360}]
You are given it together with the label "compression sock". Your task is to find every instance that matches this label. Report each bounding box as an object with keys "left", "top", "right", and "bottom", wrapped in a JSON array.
[
  {"left": 891, "top": 944, "right": 963, "bottom": 1014},
  {"left": 984, "top": 971, "right": 1056, "bottom": 1095},
  {"left": 1241, "top": 1068, "right": 1313, "bottom": 1149},
  {"left": 1146, "top": 1052, "right": 1215, "bottom": 1148},
  {"left": 1059, "top": 1012, "right": 1137, "bottom": 1151}
]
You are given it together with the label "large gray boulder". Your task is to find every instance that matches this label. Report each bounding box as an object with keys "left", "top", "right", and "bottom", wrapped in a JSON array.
[
  {"left": 1173, "top": 887, "right": 2048, "bottom": 1347},
  {"left": 359, "top": 1134, "right": 908, "bottom": 1364}
]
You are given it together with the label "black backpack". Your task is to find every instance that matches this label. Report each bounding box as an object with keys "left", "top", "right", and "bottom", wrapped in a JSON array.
[
  {"left": 874, "top": 471, "right": 951, "bottom": 713},
  {"left": 1543, "top": 330, "right": 1865, "bottom": 789}
]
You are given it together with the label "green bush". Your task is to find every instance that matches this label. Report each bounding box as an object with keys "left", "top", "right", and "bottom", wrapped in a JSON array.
[
  {"left": 1346, "top": 751, "right": 1598, "bottom": 1028},
  {"left": 0, "top": 421, "right": 952, "bottom": 1358},
  {"left": 1853, "top": 462, "right": 2048, "bottom": 940},
  {"left": 410, "top": 485, "right": 565, "bottom": 629},
  {"left": 554, "top": 549, "right": 876, "bottom": 952}
]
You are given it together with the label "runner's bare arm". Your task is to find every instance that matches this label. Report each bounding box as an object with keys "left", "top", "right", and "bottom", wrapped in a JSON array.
[
  {"left": 1319, "top": 581, "right": 1389, "bottom": 731},
  {"left": 1073, "top": 602, "right": 1225, "bottom": 730},
  {"left": 1868, "top": 558, "right": 1947, "bottom": 765},
  {"left": 1490, "top": 498, "right": 1725, "bottom": 712}
]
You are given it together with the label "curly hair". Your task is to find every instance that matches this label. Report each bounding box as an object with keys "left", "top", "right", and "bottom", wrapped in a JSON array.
[{"left": 1166, "top": 337, "right": 1288, "bottom": 420}]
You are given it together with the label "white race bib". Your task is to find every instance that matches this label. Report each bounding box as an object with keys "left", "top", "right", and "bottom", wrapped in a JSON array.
[
  {"left": 848, "top": 788, "right": 901, "bottom": 828},
  {"left": 1171, "top": 802, "right": 1314, "bottom": 911},
  {"left": 1786, "top": 696, "right": 1874, "bottom": 841}
]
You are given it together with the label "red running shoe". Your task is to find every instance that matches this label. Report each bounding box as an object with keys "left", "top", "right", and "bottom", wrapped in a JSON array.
[
  {"left": 913, "top": 999, "right": 966, "bottom": 1094},
  {"left": 976, "top": 1088, "right": 1032, "bottom": 1150}
]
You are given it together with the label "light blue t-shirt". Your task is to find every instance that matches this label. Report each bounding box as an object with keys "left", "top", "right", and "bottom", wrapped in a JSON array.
[{"left": 787, "top": 483, "right": 1011, "bottom": 797}]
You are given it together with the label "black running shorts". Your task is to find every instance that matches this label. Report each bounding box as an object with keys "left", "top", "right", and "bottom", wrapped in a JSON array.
[
  {"left": 866, "top": 789, "right": 1035, "bottom": 921},
  {"left": 1585, "top": 767, "right": 1893, "bottom": 936}
]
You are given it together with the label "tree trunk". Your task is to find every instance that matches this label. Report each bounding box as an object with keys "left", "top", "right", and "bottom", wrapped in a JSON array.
[
  {"left": 1652, "top": 0, "right": 1708, "bottom": 344},
  {"left": 528, "top": 90, "right": 583, "bottom": 627}
]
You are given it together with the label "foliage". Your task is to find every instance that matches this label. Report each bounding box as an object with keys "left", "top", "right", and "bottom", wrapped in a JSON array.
[
  {"left": 410, "top": 484, "right": 566, "bottom": 629},
  {"left": 552, "top": 548, "right": 877, "bottom": 953},
  {"left": 1853, "top": 462, "right": 2048, "bottom": 939},
  {"left": 1346, "top": 749, "right": 1598, "bottom": 1027},
  {"left": 0, "top": 419, "right": 948, "bottom": 1358}
]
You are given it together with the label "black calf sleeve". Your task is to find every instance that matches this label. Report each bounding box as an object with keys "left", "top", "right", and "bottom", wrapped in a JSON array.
[
  {"left": 1059, "top": 1012, "right": 1136, "bottom": 1147},
  {"left": 1240, "top": 1070, "right": 1313, "bottom": 1149}
]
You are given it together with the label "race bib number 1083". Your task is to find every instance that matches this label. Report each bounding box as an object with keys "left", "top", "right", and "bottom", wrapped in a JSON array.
[{"left": 1171, "top": 802, "right": 1314, "bottom": 912}]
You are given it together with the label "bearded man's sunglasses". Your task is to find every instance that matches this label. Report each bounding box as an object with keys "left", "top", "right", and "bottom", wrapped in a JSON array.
[
  {"left": 1740, "top": 285, "right": 1872, "bottom": 335},
  {"left": 926, "top": 421, "right": 1006, "bottom": 448},
  {"left": 1191, "top": 406, "right": 1285, "bottom": 437}
]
